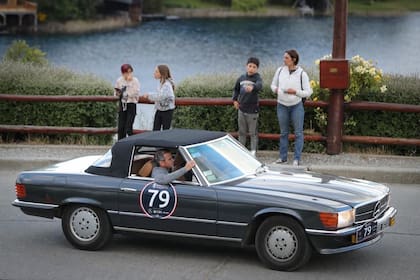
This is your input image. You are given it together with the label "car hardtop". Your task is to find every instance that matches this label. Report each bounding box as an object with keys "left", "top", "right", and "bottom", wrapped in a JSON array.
[{"left": 85, "top": 129, "right": 227, "bottom": 178}]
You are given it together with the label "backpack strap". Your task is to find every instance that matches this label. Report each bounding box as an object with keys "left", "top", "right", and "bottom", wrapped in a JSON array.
[
  {"left": 300, "top": 69, "right": 306, "bottom": 104},
  {"left": 300, "top": 70, "right": 303, "bottom": 90},
  {"left": 278, "top": 66, "right": 284, "bottom": 82}
]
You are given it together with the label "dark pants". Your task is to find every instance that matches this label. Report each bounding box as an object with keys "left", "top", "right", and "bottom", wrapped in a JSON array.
[
  {"left": 153, "top": 109, "right": 174, "bottom": 131},
  {"left": 118, "top": 103, "right": 137, "bottom": 140}
]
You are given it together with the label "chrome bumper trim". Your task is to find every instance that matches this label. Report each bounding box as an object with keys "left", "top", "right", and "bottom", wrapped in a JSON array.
[
  {"left": 114, "top": 226, "right": 242, "bottom": 243},
  {"left": 12, "top": 199, "right": 59, "bottom": 210},
  {"left": 319, "top": 234, "right": 383, "bottom": 254},
  {"left": 109, "top": 210, "right": 247, "bottom": 227},
  {"left": 306, "top": 207, "right": 397, "bottom": 237}
]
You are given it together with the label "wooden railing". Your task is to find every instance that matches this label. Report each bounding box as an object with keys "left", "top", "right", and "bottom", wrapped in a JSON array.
[{"left": 0, "top": 94, "right": 419, "bottom": 147}]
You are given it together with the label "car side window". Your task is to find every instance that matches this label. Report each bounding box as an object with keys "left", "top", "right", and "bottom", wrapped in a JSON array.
[
  {"left": 131, "top": 153, "right": 154, "bottom": 177},
  {"left": 130, "top": 147, "right": 198, "bottom": 184},
  {"left": 91, "top": 149, "right": 112, "bottom": 168}
]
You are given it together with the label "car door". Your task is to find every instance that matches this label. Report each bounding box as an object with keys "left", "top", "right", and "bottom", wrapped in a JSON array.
[{"left": 116, "top": 177, "right": 218, "bottom": 237}]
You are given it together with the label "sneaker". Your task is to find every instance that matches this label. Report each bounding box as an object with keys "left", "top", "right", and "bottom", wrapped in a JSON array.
[
  {"left": 275, "top": 159, "right": 287, "bottom": 164},
  {"left": 250, "top": 150, "right": 256, "bottom": 157},
  {"left": 293, "top": 160, "right": 299, "bottom": 166}
]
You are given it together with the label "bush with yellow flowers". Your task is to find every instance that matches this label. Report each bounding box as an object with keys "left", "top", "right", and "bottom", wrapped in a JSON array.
[{"left": 310, "top": 54, "right": 388, "bottom": 134}]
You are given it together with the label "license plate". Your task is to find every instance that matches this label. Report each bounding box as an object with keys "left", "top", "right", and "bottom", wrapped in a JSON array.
[{"left": 355, "top": 221, "right": 377, "bottom": 243}]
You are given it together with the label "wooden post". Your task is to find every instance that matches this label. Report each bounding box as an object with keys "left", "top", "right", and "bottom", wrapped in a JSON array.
[{"left": 326, "top": 0, "right": 348, "bottom": 155}]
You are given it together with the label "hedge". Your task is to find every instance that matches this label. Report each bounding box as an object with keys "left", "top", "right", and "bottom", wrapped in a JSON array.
[
  {"left": 348, "top": 74, "right": 420, "bottom": 155},
  {"left": 0, "top": 61, "right": 116, "bottom": 144},
  {"left": 1, "top": 61, "right": 418, "bottom": 154}
]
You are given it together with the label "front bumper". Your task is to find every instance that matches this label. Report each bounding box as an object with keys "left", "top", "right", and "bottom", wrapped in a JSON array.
[{"left": 306, "top": 207, "right": 397, "bottom": 254}]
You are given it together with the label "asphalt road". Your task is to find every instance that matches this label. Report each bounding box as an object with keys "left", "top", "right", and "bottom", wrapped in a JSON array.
[{"left": 1, "top": 168, "right": 419, "bottom": 280}]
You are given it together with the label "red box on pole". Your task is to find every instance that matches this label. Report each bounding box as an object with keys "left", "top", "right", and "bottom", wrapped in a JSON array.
[{"left": 320, "top": 59, "right": 350, "bottom": 89}]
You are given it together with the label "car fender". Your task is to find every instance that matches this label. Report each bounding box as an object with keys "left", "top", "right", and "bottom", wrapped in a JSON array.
[
  {"left": 242, "top": 207, "right": 305, "bottom": 245},
  {"left": 60, "top": 197, "right": 103, "bottom": 209}
]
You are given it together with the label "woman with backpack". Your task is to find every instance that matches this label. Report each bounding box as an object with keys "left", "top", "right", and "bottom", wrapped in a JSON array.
[{"left": 271, "top": 49, "right": 313, "bottom": 166}]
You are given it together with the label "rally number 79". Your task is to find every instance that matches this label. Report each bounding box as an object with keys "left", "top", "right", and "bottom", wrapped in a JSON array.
[{"left": 148, "top": 189, "right": 170, "bottom": 208}]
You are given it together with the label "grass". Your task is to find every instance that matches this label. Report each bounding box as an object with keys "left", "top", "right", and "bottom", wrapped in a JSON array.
[
  {"left": 163, "top": 0, "right": 420, "bottom": 12},
  {"left": 164, "top": 0, "right": 225, "bottom": 9},
  {"left": 349, "top": 0, "right": 420, "bottom": 13}
]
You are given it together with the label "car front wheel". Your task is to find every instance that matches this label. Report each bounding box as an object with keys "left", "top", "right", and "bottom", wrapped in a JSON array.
[
  {"left": 255, "top": 216, "right": 312, "bottom": 271},
  {"left": 62, "top": 204, "right": 112, "bottom": 250}
]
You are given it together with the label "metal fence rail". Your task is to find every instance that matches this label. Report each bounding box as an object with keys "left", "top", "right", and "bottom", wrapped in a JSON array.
[{"left": 1, "top": 94, "right": 419, "bottom": 146}]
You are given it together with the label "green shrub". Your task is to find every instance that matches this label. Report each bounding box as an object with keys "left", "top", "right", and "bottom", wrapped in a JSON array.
[
  {"left": 35, "top": 0, "right": 102, "bottom": 21},
  {"left": 310, "top": 55, "right": 388, "bottom": 135},
  {"left": 232, "top": 0, "right": 267, "bottom": 11},
  {"left": 349, "top": 74, "right": 420, "bottom": 155},
  {"left": 143, "top": 0, "right": 164, "bottom": 13},
  {"left": 3, "top": 40, "right": 48, "bottom": 66},
  {"left": 0, "top": 61, "right": 116, "bottom": 144},
  {"left": 309, "top": 55, "right": 419, "bottom": 155}
]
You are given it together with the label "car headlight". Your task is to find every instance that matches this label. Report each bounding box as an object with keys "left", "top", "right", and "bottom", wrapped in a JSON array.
[{"left": 319, "top": 209, "right": 355, "bottom": 229}]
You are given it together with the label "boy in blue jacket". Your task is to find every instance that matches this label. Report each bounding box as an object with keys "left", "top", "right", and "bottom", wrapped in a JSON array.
[{"left": 232, "top": 57, "right": 263, "bottom": 156}]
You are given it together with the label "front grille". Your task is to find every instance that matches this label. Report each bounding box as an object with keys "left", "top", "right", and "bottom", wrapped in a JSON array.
[{"left": 355, "top": 194, "right": 389, "bottom": 224}]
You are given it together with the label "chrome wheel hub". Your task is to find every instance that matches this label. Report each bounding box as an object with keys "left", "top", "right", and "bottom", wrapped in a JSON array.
[
  {"left": 266, "top": 226, "right": 297, "bottom": 261},
  {"left": 70, "top": 207, "right": 100, "bottom": 242}
]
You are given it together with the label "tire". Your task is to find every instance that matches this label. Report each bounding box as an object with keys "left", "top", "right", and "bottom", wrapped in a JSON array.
[
  {"left": 255, "top": 216, "right": 312, "bottom": 271},
  {"left": 61, "top": 204, "right": 112, "bottom": 250}
]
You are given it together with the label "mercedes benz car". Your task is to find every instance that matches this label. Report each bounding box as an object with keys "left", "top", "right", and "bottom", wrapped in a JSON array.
[{"left": 12, "top": 129, "right": 397, "bottom": 271}]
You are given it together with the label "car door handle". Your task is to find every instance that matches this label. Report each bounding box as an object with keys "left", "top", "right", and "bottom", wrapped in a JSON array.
[{"left": 120, "top": 187, "right": 137, "bottom": 192}]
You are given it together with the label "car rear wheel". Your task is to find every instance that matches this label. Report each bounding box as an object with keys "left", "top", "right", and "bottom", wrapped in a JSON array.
[
  {"left": 62, "top": 204, "right": 112, "bottom": 250},
  {"left": 255, "top": 216, "right": 312, "bottom": 271}
]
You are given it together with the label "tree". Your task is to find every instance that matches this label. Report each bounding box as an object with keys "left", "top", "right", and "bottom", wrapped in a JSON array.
[
  {"left": 3, "top": 40, "right": 48, "bottom": 66},
  {"left": 34, "top": 0, "right": 102, "bottom": 21}
]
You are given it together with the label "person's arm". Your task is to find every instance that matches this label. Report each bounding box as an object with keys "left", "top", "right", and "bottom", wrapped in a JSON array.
[
  {"left": 295, "top": 71, "right": 313, "bottom": 98},
  {"left": 153, "top": 166, "right": 192, "bottom": 185},
  {"left": 253, "top": 74, "right": 263, "bottom": 93},
  {"left": 232, "top": 77, "right": 241, "bottom": 109},
  {"left": 148, "top": 81, "right": 173, "bottom": 102},
  {"left": 232, "top": 77, "right": 241, "bottom": 101},
  {"left": 270, "top": 67, "right": 281, "bottom": 94},
  {"left": 114, "top": 78, "right": 122, "bottom": 97}
]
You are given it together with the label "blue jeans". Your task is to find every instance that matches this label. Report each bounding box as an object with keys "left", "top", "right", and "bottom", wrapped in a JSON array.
[{"left": 277, "top": 102, "right": 304, "bottom": 161}]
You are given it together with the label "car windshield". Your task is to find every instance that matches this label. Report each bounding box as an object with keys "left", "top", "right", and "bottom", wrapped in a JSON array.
[
  {"left": 185, "top": 136, "right": 262, "bottom": 185},
  {"left": 91, "top": 149, "right": 112, "bottom": 168}
]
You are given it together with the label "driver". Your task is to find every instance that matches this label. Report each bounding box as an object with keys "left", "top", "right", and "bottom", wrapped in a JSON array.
[{"left": 152, "top": 150, "right": 195, "bottom": 185}]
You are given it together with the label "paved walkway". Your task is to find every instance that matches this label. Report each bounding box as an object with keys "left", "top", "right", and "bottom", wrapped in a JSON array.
[{"left": 0, "top": 144, "right": 419, "bottom": 184}]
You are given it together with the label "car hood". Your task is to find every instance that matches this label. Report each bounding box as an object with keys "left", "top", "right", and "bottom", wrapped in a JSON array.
[{"left": 231, "top": 169, "right": 389, "bottom": 207}]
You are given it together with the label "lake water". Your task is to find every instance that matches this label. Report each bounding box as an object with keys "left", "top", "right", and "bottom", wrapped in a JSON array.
[{"left": 1, "top": 13, "right": 419, "bottom": 129}]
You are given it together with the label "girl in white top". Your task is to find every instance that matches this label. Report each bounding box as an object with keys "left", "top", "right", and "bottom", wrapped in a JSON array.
[
  {"left": 144, "top": 65, "right": 176, "bottom": 131},
  {"left": 114, "top": 64, "right": 140, "bottom": 139}
]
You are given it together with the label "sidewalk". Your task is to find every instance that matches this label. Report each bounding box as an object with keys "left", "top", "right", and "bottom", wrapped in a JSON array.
[{"left": 0, "top": 144, "right": 419, "bottom": 184}]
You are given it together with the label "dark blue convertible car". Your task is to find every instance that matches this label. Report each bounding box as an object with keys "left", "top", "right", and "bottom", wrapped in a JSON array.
[{"left": 12, "top": 129, "right": 397, "bottom": 271}]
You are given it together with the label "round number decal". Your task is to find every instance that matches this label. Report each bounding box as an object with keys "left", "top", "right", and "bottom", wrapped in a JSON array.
[{"left": 139, "top": 182, "right": 177, "bottom": 219}]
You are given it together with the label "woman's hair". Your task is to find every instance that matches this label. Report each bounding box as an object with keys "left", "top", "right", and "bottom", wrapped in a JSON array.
[
  {"left": 285, "top": 49, "right": 299, "bottom": 65},
  {"left": 121, "top": 64, "right": 133, "bottom": 74},
  {"left": 157, "top": 64, "right": 175, "bottom": 90}
]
